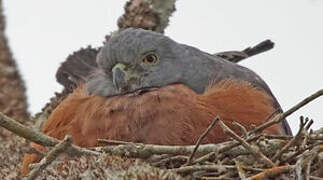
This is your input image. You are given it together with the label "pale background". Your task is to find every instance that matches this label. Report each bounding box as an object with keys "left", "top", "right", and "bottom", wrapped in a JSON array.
[{"left": 3, "top": 0, "right": 323, "bottom": 134}]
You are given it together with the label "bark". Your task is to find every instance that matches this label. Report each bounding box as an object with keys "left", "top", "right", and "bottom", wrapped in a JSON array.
[
  {"left": 0, "top": 0, "right": 29, "bottom": 124},
  {"left": 118, "top": 0, "right": 176, "bottom": 33}
]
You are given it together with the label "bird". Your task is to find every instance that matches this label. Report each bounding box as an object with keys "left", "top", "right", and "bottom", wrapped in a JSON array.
[{"left": 21, "top": 28, "right": 291, "bottom": 175}]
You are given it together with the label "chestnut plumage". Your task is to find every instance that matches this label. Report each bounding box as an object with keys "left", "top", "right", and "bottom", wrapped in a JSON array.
[{"left": 22, "top": 80, "right": 281, "bottom": 175}]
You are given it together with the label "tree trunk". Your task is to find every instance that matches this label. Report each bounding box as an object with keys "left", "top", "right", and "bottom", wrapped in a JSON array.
[{"left": 0, "top": 0, "right": 29, "bottom": 124}]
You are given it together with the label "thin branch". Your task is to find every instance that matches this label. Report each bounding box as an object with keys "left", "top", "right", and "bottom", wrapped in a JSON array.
[
  {"left": 233, "top": 121, "right": 248, "bottom": 138},
  {"left": 282, "top": 142, "right": 323, "bottom": 164},
  {"left": 235, "top": 160, "right": 247, "bottom": 180},
  {"left": 98, "top": 139, "right": 136, "bottom": 145},
  {"left": 272, "top": 116, "right": 308, "bottom": 162},
  {"left": 295, "top": 145, "right": 321, "bottom": 180},
  {"left": 217, "top": 135, "right": 261, "bottom": 154},
  {"left": 248, "top": 113, "right": 284, "bottom": 136},
  {"left": 24, "top": 147, "right": 45, "bottom": 158},
  {"left": 27, "top": 135, "right": 73, "bottom": 180},
  {"left": 0, "top": 112, "right": 99, "bottom": 156},
  {"left": 310, "top": 176, "right": 323, "bottom": 180},
  {"left": 247, "top": 165, "right": 294, "bottom": 180},
  {"left": 261, "top": 134, "right": 293, "bottom": 140},
  {"left": 218, "top": 120, "right": 275, "bottom": 167},
  {"left": 0, "top": 112, "right": 58, "bottom": 146},
  {"left": 306, "top": 153, "right": 316, "bottom": 180},
  {"left": 151, "top": 155, "right": 188, "bottom": 167},
  {"left": 301, "top": 117, "right": 313, "bottom": 151},
  {"left": 186, "top": 117, "right": 219, "bottom": 165},
  {"left": 250, "top": 89, "right": 323, "bottom": 135},
  {"left": 192, "top": 152, "right": 217, "bottom": 165},
  {"left": 305, "top": 119, "right": 314, "bottom": 131},
  {"left": 284, "top": 89, "right": 323, "bottom": 118},
  {"left": 172, "top": 164, "right": 236, "bottom": 174}
]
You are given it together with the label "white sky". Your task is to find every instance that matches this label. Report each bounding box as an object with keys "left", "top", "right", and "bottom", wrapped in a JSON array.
[{"left": 3, "top": 0, "right": 323, "bottom": 134}]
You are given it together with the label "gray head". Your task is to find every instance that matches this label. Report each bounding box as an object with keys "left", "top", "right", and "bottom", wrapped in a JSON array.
[{"left": 86, "top": 28, "right": 221, "bottom": 96}]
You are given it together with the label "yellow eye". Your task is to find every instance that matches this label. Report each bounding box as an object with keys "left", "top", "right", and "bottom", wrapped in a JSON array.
[{"left": 142, "top": 53, "right": 158, "bottom": 64}]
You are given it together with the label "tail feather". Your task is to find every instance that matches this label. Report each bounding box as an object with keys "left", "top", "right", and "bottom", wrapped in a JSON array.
[{"left": 56, "top": 46, "right": 99, "bottom": 91}]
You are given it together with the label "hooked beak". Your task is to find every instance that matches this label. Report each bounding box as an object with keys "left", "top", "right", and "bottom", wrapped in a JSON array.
[{"left": 112, "top": 63, "right": 127, "bottom": 92}]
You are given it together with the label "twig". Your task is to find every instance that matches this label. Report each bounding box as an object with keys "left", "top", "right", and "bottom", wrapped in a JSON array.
[
  {"left": 186, "top": 117, "right": 219, "bottom": 165},
  {"left": 0, "top": 112, "right": 58, "bottom": 146},
  {"left": 235, "top": 160, "right": 247, "bottom": 179},
  {"left": 192, "top": 152, "right": 217, "bottom": 165},
  {"left": 172, "top": 164, "right": 236, "bottom": 174},
  {"left": 282, "top": 142, "right": 323, "bottom": 164},
  {"left": 218, "top": 120, "right": 275, "bottom": 167},
  {"left": 301, "top": 118, "right": 313, "bottom": 151},
  {"left": 233, "top": 122, "right": 248, "bottom": 138},
  {"left": 306, "top": 153, "right": 316, "bottom": 180},
  {"left": 284, "top": 89, "right": 323, "bottom": 118},
  {"left": 248, "top": 113, "right": 284, "bottom": 136},
  {"left": 217, "top": 135, "right": 260, "bottom": 154},
  {"left": 310, "top": 176, "right": 323, "bottom": 180},
  {"left": 202, "top": 172, "right": 236, "bottom": 180},
  {"left": 295, "top": 145, "right": 321, "bottom": 180},
  {"left": 241, "top": 166, "right": 264, "bottom": 172},
  {"left": 151, "top": 155, "right": 188, "bottom": 168},
  {"left": 0, "top": 112, "right": 99, "bottom": 156},
  {"left": 24, "top": 147, "right": 45, "bottom": 158},
  {"left": 317, "top": 148, "right": 323, "bottom": 177},
  {"left": 250, "top": 89, "right": 323, "bottom": 135},
  {"left": 261, "top": 134, "right": 293, "bottom": 140},
  {"left": 98, "top": 139, "right": 136, "bottom": 145},
  {"left": 272, "top": 116, "right": 309, "bottom": 162},
  {"left": 27, "top": 135, "right": 73, "bottom": 180},
  {"left": 295, "top": 152, "right": 306, "bottom": 179},
  {"left": 247, "top": 165, "right": 294, "bottom": 180},
  {"left": 305, "top": 119, "right": 314, "bottom": 131},
  {"left": 306, "top": 146, "right": 321, "bottom": 180}
]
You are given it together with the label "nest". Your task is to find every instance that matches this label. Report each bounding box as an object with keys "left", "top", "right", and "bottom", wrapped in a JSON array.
[{"left": 1, "top": 106, "right": 323, "bottom": 179}]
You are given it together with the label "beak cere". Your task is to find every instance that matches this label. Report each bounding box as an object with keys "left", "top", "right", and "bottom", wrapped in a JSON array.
[{"left": 112, "top": 63, "right": 127, "bottom": 92}]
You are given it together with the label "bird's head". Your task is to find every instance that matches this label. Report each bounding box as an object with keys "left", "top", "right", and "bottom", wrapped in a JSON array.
[{"left": 86, "top": 28, "right": 216, "bottom": 97}]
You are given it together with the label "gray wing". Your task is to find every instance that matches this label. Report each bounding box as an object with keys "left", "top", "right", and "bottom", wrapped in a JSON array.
[
  {"left": 211, "top": 55, "right": 293, "bottom": 135},
  {"left": 180, "top": 44, "right": 292, "bottom": 135}
]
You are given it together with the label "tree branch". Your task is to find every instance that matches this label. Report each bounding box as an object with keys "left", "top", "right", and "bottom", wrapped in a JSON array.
[
  {"left": 0, "top": 112, "right": 58, "bottom": 146},
  {"left": 27, "top": 135, "right": 73, "bottom": 180},
  {"left": 0, "top": 111, "right": 99, "bottom": 156},
  {"left": 249, "top": 88, "right": 323, "bottom": 135},
  {"left": 272, "top": 116, "right": 309, "bottom": 162},
  {"left": 118, "top": 0, "right": 176, "bottom": 33},
  {"left": 186, "top": 117, "right": 219, "bottom": 165},
  {"left": 218, "top": 120, "right": 275, "bottom": 167}
]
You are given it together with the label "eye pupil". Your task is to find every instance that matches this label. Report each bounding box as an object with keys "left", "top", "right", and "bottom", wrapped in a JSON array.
[
  {"left": 143, "top": 54, "right": 158, "bottom": 64},
  {"left": 147, "top": 55, "right": 154, "bottom": 62}
]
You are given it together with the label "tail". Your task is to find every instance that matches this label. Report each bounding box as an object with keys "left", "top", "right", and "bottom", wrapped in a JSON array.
[{"left": 56, "top": 46, "right": 99, "bottom": 92}]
